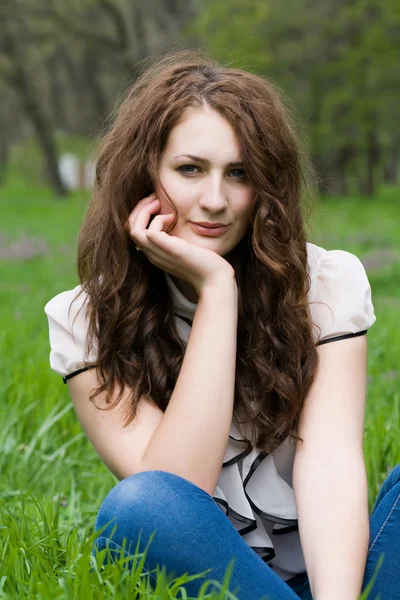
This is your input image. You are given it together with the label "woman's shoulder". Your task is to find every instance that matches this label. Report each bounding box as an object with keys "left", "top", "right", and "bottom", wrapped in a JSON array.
[
  {"left": 44, "top": 284, "right": 89, "bottom": 319},
  {"left": 44, "top": 284, "right": 97, "bottom": 378},
  {"left": 305, "top": 242, "right": 376, "bottom": 344},
  {"left": 306, "top": 240, "right": 367, "bottom": 272}
]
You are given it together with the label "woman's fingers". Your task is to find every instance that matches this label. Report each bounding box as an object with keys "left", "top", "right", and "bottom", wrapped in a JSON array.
[
  {"left": 126, "top": 194, "right": 156, "bottom": 225},
  {"left": 148, "top": 214, "right": 164, "bottom": 232},
  {"left": 125, "top": 193, "right": 155, "bottom": 226},
  {"left": 127, "top": 198, "right": 160, "bottom": 244},
  {"left": 136, "top": 199, "right": 160, "bottom": 231},
  {"left": 148, "top": 213, "right": 174, "bottom": 233},
  {"left": 146, "top": 214, "right": 176, "bottom": 253},
  {"left": 125, "top": 194, "right": 177, "bottom": 259}
]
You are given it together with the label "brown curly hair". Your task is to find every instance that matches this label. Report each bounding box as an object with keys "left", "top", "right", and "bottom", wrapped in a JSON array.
[{"left": 74, "top": 48, "right": 320, "bottom": 455}]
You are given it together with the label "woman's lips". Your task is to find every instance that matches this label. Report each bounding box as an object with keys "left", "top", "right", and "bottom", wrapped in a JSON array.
[{"left": 190, "top": 223, "right": 229, "bottom": 236}]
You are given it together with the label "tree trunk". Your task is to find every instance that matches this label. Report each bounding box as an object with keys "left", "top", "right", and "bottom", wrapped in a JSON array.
[
  {"left": 21, "top": 88, "right": 68, "bottom": 197},
  {"left": 0, "top": 140, "right": 9, "bottom": 185},
  {"left": 61, "top": 48, "right": 90, "bottom": 135},
  {"left": 47, "top": 49, "right": 69, "bottom": 130},
  {"left": 384, "top": 139, "right": 398, "bottom": 184},
  {"left": 317, "top": 144, "right": 354, "bottom": 196},
  {"left": 331, "top": 144, "right": 355, "bottom": 196},
  {"left": 82, "top": 47, "right": 109, "bottom": 131},
  {"left": 1, "top": 19, "right": 67, "bottom": 197},
  {"left": 360, "top": 129, "right": 379, "bottom": 197},
  {"left": 312, "top": 152, "right": 332, "bottom": 195}
]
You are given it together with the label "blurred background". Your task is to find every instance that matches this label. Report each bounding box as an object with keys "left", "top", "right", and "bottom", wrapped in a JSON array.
[
  {"left": 0, "top": 0, "right": 399, "bottom": 197},
  {"left": 1, "top": 1, "right": 400, "bottom": 596}
]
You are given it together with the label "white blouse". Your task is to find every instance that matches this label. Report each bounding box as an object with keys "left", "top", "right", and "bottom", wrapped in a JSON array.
[{"left": 44, "top": 241, "right": 376, "bottom": 582}]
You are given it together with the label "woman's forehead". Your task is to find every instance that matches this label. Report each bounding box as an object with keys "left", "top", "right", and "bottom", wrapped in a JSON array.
[{"left": 162, "top": 107, "right": 242, "bottom": 162}]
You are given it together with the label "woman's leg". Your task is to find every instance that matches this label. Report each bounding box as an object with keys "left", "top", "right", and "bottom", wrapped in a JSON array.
[
  {"left": 91, "top": 470, "right": 300, "bottom": 600},
  {"left": 361, "top": 463, "right": 400, "bottom": 597}
]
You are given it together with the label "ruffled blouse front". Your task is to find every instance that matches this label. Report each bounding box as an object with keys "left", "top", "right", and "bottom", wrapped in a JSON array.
[
  {"left": 44, "top": 241, "right": 376, "bottom": 582},
  {"left": 163, "top": 268, "right": 305, "bottom": 580}
]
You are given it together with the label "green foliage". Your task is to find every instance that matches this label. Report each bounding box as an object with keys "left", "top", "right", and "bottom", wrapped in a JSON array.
[
  {"left": 187, "top": 0, "right": 270, "bottom": 74},
  {"left": 188, "top": 0, "right": 400, "bottom": 193}
]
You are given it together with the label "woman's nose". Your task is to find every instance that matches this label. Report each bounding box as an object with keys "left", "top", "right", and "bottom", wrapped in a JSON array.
[{"left": 198, "top": 179, "right": 228, "bottom": 212}]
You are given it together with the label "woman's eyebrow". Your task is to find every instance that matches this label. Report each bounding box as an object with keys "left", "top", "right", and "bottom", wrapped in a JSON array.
[{"left": 174, "top": 154, "right": 243, "bottom": 167}]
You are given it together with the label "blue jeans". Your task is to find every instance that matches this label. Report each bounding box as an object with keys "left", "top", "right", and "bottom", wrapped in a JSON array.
[{"left": 91, "top": 464, "right": 400, "bottom": 599}]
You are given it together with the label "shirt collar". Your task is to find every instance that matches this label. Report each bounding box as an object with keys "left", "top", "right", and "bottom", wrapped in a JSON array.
[{"left": 164, "top": 271, "right": 198, "bottom": 322}]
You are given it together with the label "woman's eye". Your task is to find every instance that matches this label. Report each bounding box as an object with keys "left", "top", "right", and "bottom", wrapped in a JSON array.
[
  {"left": 177, "top": 165, "right": 200, "bottom": 175},
  {"left": 229, "top": 169, "right": 246, "bottom": 180},
  {"left": 177, "top": 165, "right": 246, "bottom": 180}
]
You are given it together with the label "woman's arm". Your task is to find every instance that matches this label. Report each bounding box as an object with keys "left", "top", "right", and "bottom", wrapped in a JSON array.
[
  {"left": 293, "top": 334, "right": 370, "bottom": 600},
  {"left": 140, "top": 274, "right": 238, "bottom": 497}
]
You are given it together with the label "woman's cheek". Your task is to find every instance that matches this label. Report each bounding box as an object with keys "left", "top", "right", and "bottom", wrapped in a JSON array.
[{"left": 156, "top": 172, "right": 180, "bottom": 211}]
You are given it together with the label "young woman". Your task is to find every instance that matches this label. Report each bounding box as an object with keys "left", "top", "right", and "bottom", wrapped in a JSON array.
[{"left": 44, "top": 50, "right": 399, "bottom": 600}]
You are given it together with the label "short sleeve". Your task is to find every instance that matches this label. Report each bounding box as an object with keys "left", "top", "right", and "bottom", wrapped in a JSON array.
[
  {"left": 307, "top": 246, "right": 376, "bottom": 345},
  {"left": 44, "top": 284, "right": 98, "bottom": 382}
]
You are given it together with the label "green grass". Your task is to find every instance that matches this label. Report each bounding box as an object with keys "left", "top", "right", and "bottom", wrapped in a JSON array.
[{"left": 0, "top": 177, "right": 399, "bottom": 598}]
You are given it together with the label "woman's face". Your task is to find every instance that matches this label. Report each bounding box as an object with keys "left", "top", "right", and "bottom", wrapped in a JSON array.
[{"left": 155, "top": 105, "right": 254, "bottom": 258}]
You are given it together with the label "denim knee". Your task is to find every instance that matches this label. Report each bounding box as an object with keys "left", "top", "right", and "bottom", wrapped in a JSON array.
[
  {"left": 386, "top": 464, "right": 400, "bottom": 489},
  {"left": 373, "top": 464, "right": 400, "bottom": 511},
  {"left": 94, "top": 469, "right": 214, "bottom": 546}
]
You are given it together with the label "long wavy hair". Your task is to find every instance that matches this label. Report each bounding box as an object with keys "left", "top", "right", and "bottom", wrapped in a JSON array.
[{"left": 74, "top": 48, "right": 320, "bottom": 455}]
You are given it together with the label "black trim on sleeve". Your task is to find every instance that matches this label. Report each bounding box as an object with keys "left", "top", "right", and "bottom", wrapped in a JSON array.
[
  {"left": 317, "top": 330, "right": 367, "bottom": 347},
  {"left": 63, "top": 365, "right": 97, "bottom": 383},
  {"left": 173, "top": 313, "right": 193, "bottom": 327}
]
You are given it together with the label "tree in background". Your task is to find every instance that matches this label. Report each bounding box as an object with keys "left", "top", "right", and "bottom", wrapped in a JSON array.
[
  {"left": 0, "top": 0, "right": 398, "bottom": 198},
  {"left": 0, "top": 0, "right": 67, "bottom": 196},
  {"left": 0, "top": 0, "right": 197, "bottom": 197},
  {"left": 188, "top": 0, "right": 400, "bottom": 197}
]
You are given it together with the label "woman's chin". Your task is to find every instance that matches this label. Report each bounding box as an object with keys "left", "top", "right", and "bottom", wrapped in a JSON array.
[{"left": 191, "top": 238, "right": 225, "bottom": 253}]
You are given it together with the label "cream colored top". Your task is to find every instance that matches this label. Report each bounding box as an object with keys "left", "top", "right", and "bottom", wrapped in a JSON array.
[{"left": 44, "top": 242, "right": 376, "bottom": 581}]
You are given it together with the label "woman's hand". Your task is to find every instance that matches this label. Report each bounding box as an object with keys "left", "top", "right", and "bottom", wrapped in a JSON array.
[{"left": 125, "top": 193, "right": 236, "bottom": 294}]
